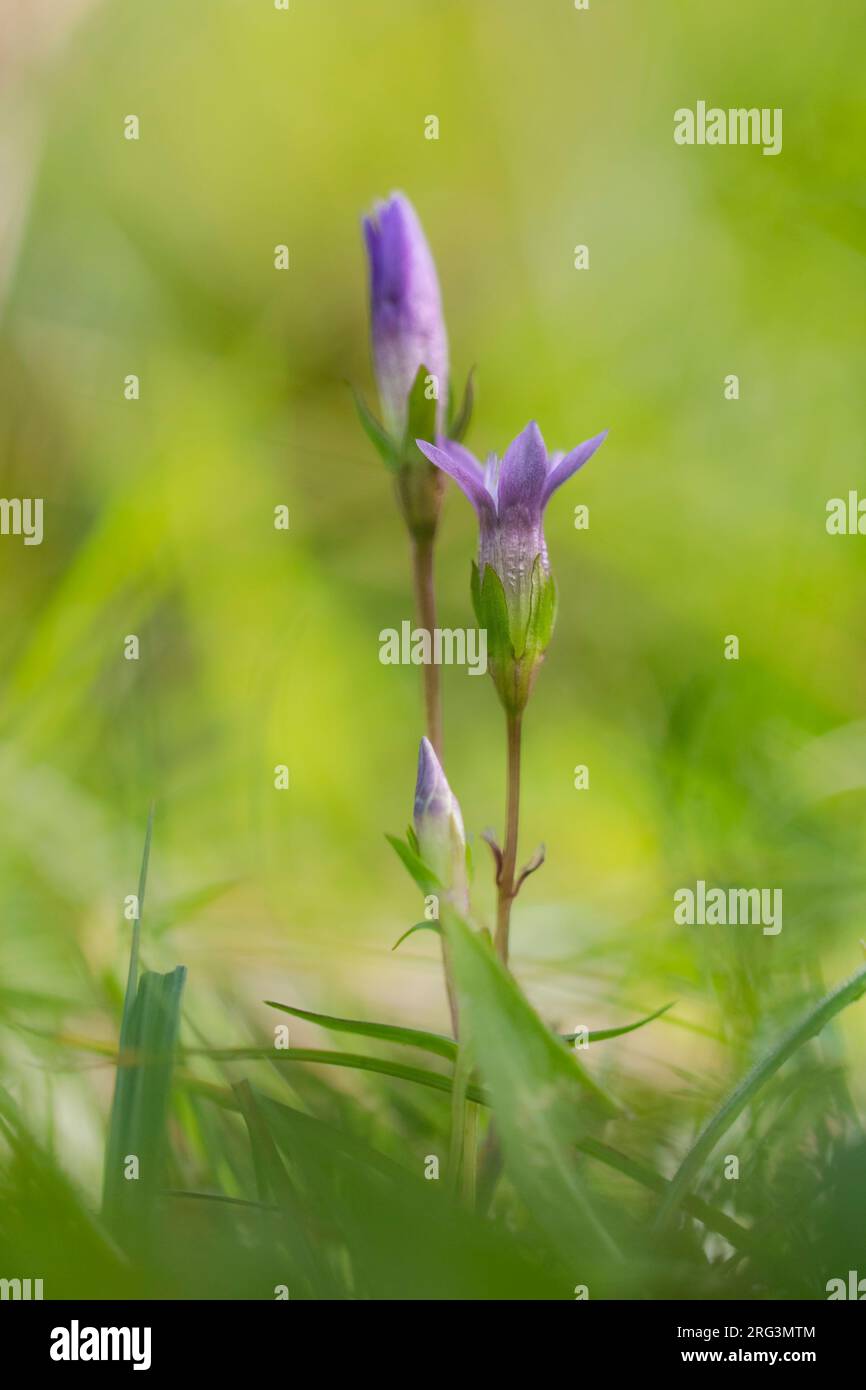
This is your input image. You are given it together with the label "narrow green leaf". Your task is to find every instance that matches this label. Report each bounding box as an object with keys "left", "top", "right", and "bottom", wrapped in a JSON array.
[
  {"left": 656, "top": 963, "right": 866, "bottom": 1225},
  {"left": 449, "top": 367, "right": 475, "bottom": 442},
  {"left": 193, "top": 1045, "right": 482, "bottom": 1100},
  {"left": 264, "top": 1001, "right": 456, "bottom": 1061},
  {"left": 233, "top": 1080, "right": 325, "bottom": 1296},
  {"left": 385, "top": 832, "right": 441, "bottom": 894},
  {"left": 391, "top": 920, "right": 443, "bottom": 952},
  {"left": 441, "top": 905, "right": 623, "bottom": 1263},
  {"left": 561, "top": 1001, "right": 675, "bottom": 1046},
  {"left": 178, "top": 1068, "right": 753, "bottom": 1255},
  {"left": 579, "top": 1138, "right": 756, "bottom": 1254},
  {"left": 350, "top": 385, "right": 400, "bottom": 470},
  {"left": 102, "top": 965, "right": 187, "bottom": 1234},
  {"left": 253, "top": 1091, "right": 565, "bottom": 1300},
  {"left": 119, "top": 804, "right": 154, "bottom": 1052}
]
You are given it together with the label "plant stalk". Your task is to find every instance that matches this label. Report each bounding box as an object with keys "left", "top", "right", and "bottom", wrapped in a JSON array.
[
  {"left": 411, "top": 534, "right": 443, "bottom": 759},
  {"left": 494, "top": 710, "right": 522, "bottom": 965},
  {"left": 411, "top": 532, "right": 458, "bottom": 1034}
]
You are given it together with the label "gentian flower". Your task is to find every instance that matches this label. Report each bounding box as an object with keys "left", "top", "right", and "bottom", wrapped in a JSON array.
[
  {"left": 413, "top": 736, "right": 468, "bottom": 911},
  {"left": 363, "top": 193, "right": 449, "bottom": 438},
  {"left": 357, "top": 193, "right": 473, "bottom": 544},
  {"left": 417, "top": 421, "right": 607, "bottom": 712}
]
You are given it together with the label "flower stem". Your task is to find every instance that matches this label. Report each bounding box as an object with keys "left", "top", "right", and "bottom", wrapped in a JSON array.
[
  {"left": 495, "top": 710, "right": 522, "bottom": 965},
  {"left": 411, "top": 533, "right": 458, "bottom": 1034},
  {"left": 411, "top": 534, "right": 443, "bottom": 758}
]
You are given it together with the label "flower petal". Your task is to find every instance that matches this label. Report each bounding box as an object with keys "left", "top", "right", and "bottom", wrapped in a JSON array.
[
  {"left": 364, "top": 194, "right": 449, "bottom": 435},
  {"left": 541, "top": 429, "right": 608, "bottom": 507},
  {"left": 414, "top": 737, "right": 450, "bottom": 824},
  {"left": 497, "top": 421, "right": 549, "bottom": 518},
  {"left": 415, "top": 439, "right": 495, "bottom": 519}
]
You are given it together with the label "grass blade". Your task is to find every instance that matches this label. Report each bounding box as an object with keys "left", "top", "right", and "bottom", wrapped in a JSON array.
[
  {"left": 656, "top": 962, "right": 866, "bottom": 1225},
  {"left": 441, "top": 907, "right": 622, "bottom": 1265},
  {"left": 193, "top": 1044, "right": 482, "bottom": 1099},
  {"left": 264, "top": 1000, "right": 457, "bottom": 1062},
  {"left": 102, "top": 967, "right": 187, "bottom": 1234},
  {"left": 561, "top": 1001, "right": 675, "bottom": 1045}
]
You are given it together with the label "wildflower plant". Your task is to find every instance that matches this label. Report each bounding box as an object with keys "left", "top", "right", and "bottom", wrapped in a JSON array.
[
  {"left": 418, "top": 422, "right": 607, "bottom": 961},
  {"left": 258, "top": 188, "right": 866, "bottom": 1244},
  {"left": 7, "top": 127, "right": 866, "bottom": 1309},
  {"left": 354, "top": 192, "right": 474, "bottom": 755}
]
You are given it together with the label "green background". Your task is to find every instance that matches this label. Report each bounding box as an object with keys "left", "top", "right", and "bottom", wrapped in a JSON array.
[{"left": 1, "top": 0, "right": 864, "bottom": 1298}]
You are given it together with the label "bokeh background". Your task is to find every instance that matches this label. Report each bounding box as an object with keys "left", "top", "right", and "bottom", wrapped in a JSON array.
[{"left": 1, "top": 0, "right": 865, "bottom": 1298}]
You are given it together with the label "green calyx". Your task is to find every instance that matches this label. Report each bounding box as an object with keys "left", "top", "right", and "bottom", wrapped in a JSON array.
[{"left": 471, "top": 555, "right": 558, "bottom": 714}]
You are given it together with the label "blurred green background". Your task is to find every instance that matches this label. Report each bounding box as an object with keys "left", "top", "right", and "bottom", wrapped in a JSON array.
[{"left": 1, "top": 0, "right": 865, "bottom": 1298}]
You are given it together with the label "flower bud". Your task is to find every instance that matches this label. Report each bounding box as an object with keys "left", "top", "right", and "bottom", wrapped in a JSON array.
[
  {"left": 413, "top": 737, "right": 468, "bottom": 909},
  {"left": 363, "top": 193, "right": 449, "bottom": 438}
]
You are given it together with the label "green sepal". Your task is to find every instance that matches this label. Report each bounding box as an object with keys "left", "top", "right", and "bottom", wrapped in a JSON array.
[
  {"left": 471, "top": 560, "right": 512, "bottom": 665},
  {"left": 448, "top": 368, "right": 475, "bottom": 443},
  {"left": 351, "top": 386, "right": 401, "bottom": 471},
  {"left": 403, "top": 364, "right": 438, "bottom": 460},
  {"left": 523, "top": 554, "right": 557, "bottom": 660}
]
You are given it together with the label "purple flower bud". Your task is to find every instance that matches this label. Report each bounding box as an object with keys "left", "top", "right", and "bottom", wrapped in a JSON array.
[
  {"left": 413, "top": 737, "right": 468, "bottom": 907},
  {"left": 416, "top": 422, "right": 607, "bottom": 710},
  {"left": 363, "top": 193, "right": 449, "bottom": 437}
]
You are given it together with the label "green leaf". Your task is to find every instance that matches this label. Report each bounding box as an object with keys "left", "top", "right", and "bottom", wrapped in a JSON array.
[
  {"left": 350, "top": 385, "right": 400, "bottom": 470},
  {"left": 119, "top": 804, "right": 154, "bottom": 1051},
  {"left": 656, "top": 963, "right": 866, "bottom": 1225},
  {"left": 385, "top": 832, "right": 441, "bottom": 894},
  {"left": 193, "top": 1045, "right": 483, "bottom": 1100},
  {"left": 441, "top": 905, "right": 623, "bottom": 1262},
  {"left": 251, "top": 1090, "right": 566, "bottom": 1299},
  {"left": 101, "top": 810, "right": 187, "bottom": 1242},
  {"left": 580, "top": 1139, "right": 756, "bottom": 1254},
  {"left": 101, "top": 965, "right": 187, "bottom": 1235},
  {"left": 448, "top": 367, "right": 475, "bottom": 442},
  {"left": 180, "top": 1064, "right": 754, "bottom": 1257},
  {"left": 391, "top": 920, "right": 443, "bottom": 952},
  {"left": 264, "top": 1000, "right": 456, "bottom": 1062},
  {"left": 232, "top": 1080, "right": 325, "bottom": 1296},
  {"left": 561, "top": 1001, "right": 675, "bottom": 1046}
]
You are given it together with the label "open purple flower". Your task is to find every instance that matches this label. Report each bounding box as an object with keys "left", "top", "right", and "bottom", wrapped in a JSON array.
[
  {"left": 417, "top": 421, "right": 607, "bottom": 711},
  {"left": 363, "top": 193, "right": 449, "bottom": 438}
]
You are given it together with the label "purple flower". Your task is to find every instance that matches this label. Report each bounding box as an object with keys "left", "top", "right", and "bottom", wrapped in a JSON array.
[
  {"left": 417, "top": 423, "right": 606, "bottom": 708},
  {"left": 363, "top": 193, "right": 449, "bottom": 437},
  {"left": 413, "top": 737, "right": 468, "bottom": 906}
]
